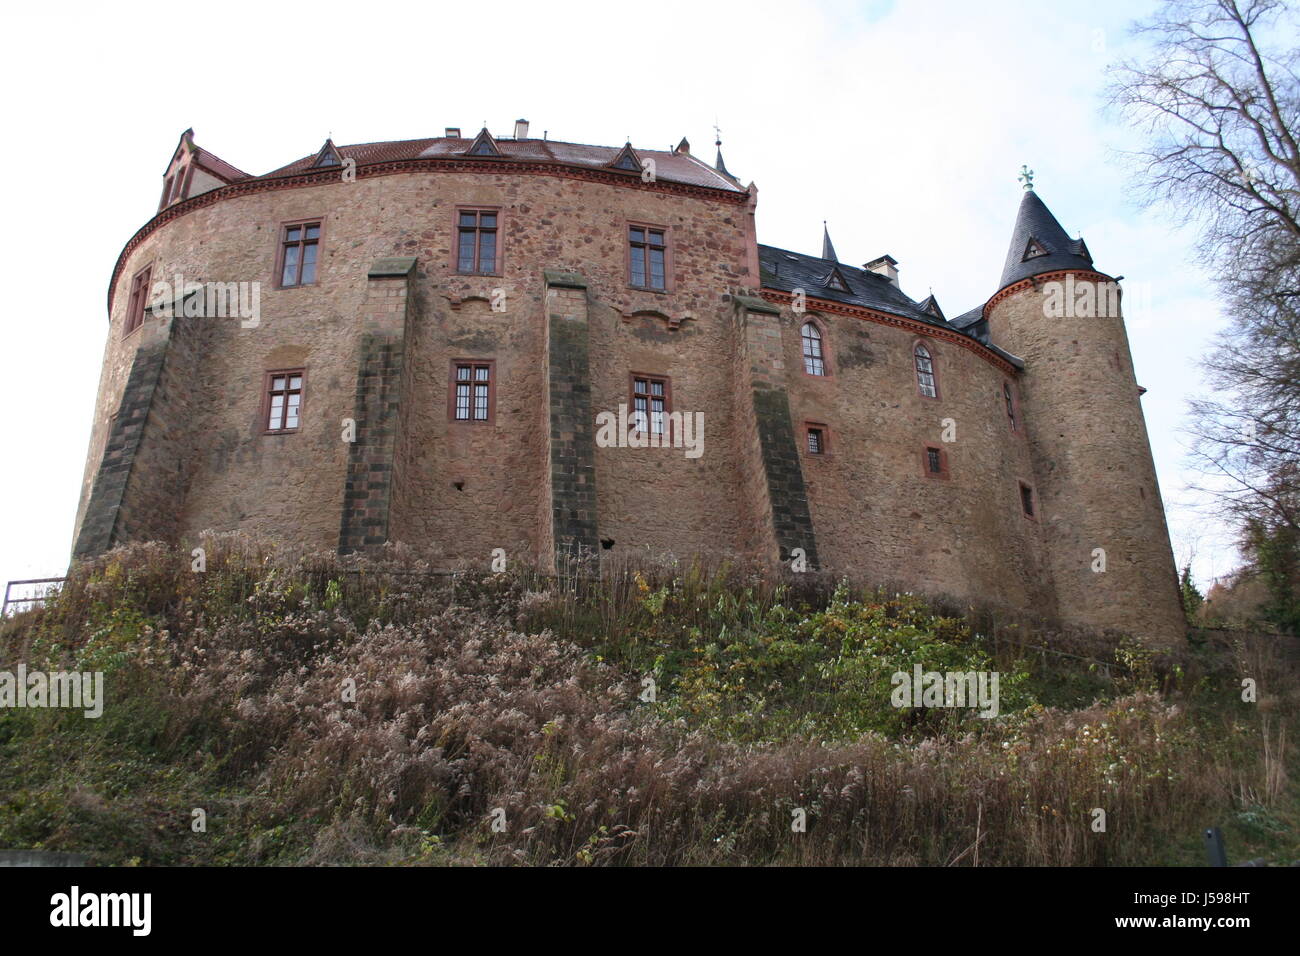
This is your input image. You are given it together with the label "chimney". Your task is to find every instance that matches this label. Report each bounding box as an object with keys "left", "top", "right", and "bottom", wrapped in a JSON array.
[
  {"left": 865, "top": 254, "right": 900, "bottom": 287},
  {"left": 445, "top": 127, "right": 461, "bottom": 138},
  {"left": 514, "top": 118, "right": 530, "bottom": 140}
]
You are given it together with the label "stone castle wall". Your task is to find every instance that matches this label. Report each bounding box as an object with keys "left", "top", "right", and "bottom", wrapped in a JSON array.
[{"left": 73, "top": 164, "right": 1187, "bottom": 644}]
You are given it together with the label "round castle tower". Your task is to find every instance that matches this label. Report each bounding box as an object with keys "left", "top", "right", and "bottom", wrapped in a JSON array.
[{"left": 984, "top": 186, "right": 1185, "bottom": 647}]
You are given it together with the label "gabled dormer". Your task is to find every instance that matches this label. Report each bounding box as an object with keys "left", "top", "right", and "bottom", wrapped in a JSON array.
[
  {"left": 1022, "top": 237, "right": 1049, "bottom": 261},
  {"left": 824, "top": 266, "right": 851, "bottom": 293},
  {"left": 608, "top": 142, "right": 641, "bottom": 173},
  {"left": 312, "top": 138, "right": 343, "bottom": 168},
  {"left": 158, "top": 129, "right": 248, "bottom": 212},
  {"left": 917, "top": 294, "right": 945, "bottom": 321},
  {"left": 465, "top": 127, "right": 501, "bottom": 157}
]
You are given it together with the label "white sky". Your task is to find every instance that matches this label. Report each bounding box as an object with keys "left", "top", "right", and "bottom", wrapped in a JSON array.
[{"left": 0, "top": 0, "right": 1238, "bottom": 597}]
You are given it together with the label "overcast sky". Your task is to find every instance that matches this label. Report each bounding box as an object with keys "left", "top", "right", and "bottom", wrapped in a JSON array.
[{"left": 0, "top": 0, "right": 1239, "bottom": 599}]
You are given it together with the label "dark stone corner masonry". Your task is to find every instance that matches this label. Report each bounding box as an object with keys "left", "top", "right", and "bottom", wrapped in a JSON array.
[
  {"left": 338, "top": 258, "right": 416, "bottom": 555},
  {"left": 546, "top": 270, "right": 600, "bottom": 562},
  {"left": 753, "top": 385, "right": 820, "bottom": 569}
]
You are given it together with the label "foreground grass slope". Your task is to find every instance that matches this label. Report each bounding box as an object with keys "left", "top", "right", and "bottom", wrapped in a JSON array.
[{"left": 1, "top": 536, "right": 1295, "bottom": 866}]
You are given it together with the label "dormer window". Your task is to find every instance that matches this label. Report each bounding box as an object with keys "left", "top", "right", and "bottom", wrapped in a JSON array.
[
  {"left": 609, "top": 143, "right": 641, "bottom": 172},
  {"left": 1023, "top": 237, "right": 1048, "bottom": 260},
  {"left": 466, "top": 128, "right": 501, "bottom": 156},
  {"left": 825, "top": 268, "right": 850, "bottom": 293}
]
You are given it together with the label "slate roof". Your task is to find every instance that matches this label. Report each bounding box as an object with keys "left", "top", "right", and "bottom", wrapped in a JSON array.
[
  {"left": 999, "top": 189, "right": 1098, "bottom": 289},
  {"left": 261, "top": 135, "right": 744, "bottom": 192},
  {"left": 759, "top": 244, "right": 949, "bottom": 328},
  {"left": 759, "top": 244, "right": 1024, "bottom": 367}
]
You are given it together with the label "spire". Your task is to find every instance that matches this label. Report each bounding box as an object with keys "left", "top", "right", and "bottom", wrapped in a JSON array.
[
  {"left": 713, "top": 123, "right": 731, "bottom": 176},
  {"left": 822, "top": 221, "right": 838, "bottom": 261},
  {"left": 998, "top": 188, "right": 1097, "bottom": 290}
]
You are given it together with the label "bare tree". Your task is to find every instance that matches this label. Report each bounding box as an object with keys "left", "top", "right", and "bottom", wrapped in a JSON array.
[{"left": 1109, "top": 0, "right": 1300, "bottom": 627}]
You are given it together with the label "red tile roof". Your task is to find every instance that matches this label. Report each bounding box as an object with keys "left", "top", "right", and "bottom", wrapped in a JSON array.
[
  {"left": 260, "top": 136, "right": 744, "bottom": 192},
  {"left": 191, "top": 146, "right": 249, "bottom": 183}
]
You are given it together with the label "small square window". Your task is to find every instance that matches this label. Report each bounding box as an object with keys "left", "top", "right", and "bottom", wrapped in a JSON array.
[
  {"left": 803, "top": 422, "right": 830, "bottom": 456},
  {"left": 922, "top": 444, "right": 949, "bottom": 479}
]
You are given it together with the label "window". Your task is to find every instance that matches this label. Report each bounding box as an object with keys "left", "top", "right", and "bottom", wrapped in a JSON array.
[
  {"left": 1003, "top": 381, "right": 1018, "bottom": 432},
  {"left": 922, "top": 444, "right": 949, "bottom": 479},
  {"left": 456, "top": 208, "right": 498, "bottom": 275},
  {"left": 801, "top": 322, "right": 827, "bottom": 376},
  {"left": 265, "top": 370, "right": 304, "bottom": 433},
  {"left": 279, "top": 221, "right": 321, "bottom": 287},
  {"left": 160, "top": 176, "right": 174, "bottom": 209},
  {"left": 914, "top": 342, "right": 938, "bottom": 398},
  {"left": 451, "top": 361, "right": 494, "bottom": 423},
  {"left": 631, "top": 374, "right": 670, "bottom": 437},
  {"left": 804, "top": 423, "right": 829, "bottom": 456},
  {"left": 124, "top": 266, "right": 152, "bottom": 337},
  {"left": 629, "top": 225, "right": 667, "bottom": 290},
  {"left": 1019, "top": 482, "right": 1036, "bottom": 518}
]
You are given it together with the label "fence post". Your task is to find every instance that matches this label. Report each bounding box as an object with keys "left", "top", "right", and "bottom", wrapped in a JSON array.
[{"left": 1204, "top": 827, "right": 1228, "bottom": 867}]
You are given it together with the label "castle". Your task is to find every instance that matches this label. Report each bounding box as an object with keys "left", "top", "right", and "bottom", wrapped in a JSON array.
[{"left": 72, "top": 123, "right": 1186, "bottom": 646}]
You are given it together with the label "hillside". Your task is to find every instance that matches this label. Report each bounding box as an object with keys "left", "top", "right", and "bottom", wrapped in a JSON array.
[{"left": 1, "top": 536, "right": 1295, "bottom": 866}]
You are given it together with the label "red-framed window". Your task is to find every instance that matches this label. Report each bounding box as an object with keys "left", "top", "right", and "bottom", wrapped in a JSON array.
[
  {"left": 914, "top": 342, "right": 938, "bottom": 398},
  {"left": 124, "top": 265, "right": 152, "bottom": 337},
  {"left": 278, "top": 221, "right": 321, "bottom": 288},
  {"left": 450, "top": 360, "right": 495, "bottom": 423},
  {"left": 1019, "top": 481, "right": 1037, "bottom": 519},
  {"left": 801, "top": 321, "right": 827, "bottom": 376},
  {"left": 628, "top": 224, "right": 668, "bottom": 290},
  {"left": 630, "top": 373, "right": 671, "bottom": 437},
  {"left": 456, "top": 208, "right": 499, "bottom": 275},
  {"left": 264, "top": 369, "right": 304, "bottom": 433},
  {"left": 922, "top": 444, "right": 950, "bottom": 479},
  {"left": 804, "top": 422, "right": 830, "bottom": 456},
  {"left": 1003, "top": 381, "right": 1019, "bottom": 432}
]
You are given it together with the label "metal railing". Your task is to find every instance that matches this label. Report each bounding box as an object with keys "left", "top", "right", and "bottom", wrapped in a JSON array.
[{"left": 2, "top": 577, "right": 66, "bottom": 616}]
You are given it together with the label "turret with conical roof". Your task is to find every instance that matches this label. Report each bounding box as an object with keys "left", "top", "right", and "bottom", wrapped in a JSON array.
[
  {"left": 998, "top": 188, "right": 1096, "bottom": 290},
  {"left": 984, "top": 182, "right": 1185, "bottom": 648}
]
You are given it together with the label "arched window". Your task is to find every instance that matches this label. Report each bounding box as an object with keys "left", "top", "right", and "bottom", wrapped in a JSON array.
[
  {"left": 801, "top": 322, "right": 826, "bottom": 376},
  {"left": 914, "top": 342, "right": 937, "bottom": 398}
]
